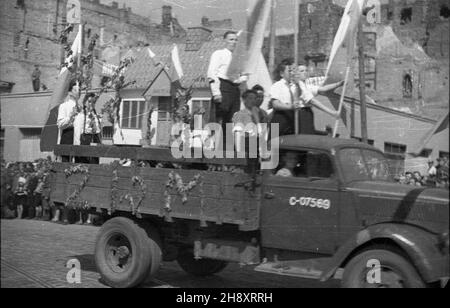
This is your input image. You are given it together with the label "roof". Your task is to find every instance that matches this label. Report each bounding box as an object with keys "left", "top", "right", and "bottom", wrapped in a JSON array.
[
  {"left": 122, "top": 40, "right": 225, "bottom": 90},
  {"left": 278, "top": 135, "right": 376, "bottom": 152}
]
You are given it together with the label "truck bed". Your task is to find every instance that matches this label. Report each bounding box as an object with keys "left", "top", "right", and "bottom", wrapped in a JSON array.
[{"left": 49, "top": 162, "right": 261, "bottom": 231}]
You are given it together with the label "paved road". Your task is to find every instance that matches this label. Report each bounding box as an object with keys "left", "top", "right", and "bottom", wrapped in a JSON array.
[{"left": 1, "top": 219, "right": 340, "bottom": 288}]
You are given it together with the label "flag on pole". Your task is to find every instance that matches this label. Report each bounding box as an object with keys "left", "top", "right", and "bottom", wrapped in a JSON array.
[
  {"left": 168, "top": 44, "right": 184, "bottom": 97},
  {"left": 40, "top": 25, "right": 82, "bottom": 152},
  {"left": 227, "top": 0, "right": 273, "bottom": 83},
  {"left": 324, "top": 0, "right": 366, "bottom": 85}
]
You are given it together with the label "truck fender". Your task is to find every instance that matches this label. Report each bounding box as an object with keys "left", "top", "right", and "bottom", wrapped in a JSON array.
[{"left": 320, "top": 223, "right": 449, "bottom": 283}]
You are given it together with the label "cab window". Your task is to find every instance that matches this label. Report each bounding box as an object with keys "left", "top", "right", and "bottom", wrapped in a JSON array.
[{"left": 273, "top": 150, "right": 334, "bottom": 179}]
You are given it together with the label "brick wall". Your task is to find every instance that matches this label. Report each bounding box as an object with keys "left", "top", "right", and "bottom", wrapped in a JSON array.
[{"left": 0, "top": 0, "right": 182, "bottom": 94}]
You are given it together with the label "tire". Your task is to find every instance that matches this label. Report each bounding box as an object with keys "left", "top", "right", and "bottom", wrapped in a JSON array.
[
  {"left": 342, "top": 249, "right": 426, "bottom": 288},
  {"left": 94, "top": 217, "right": 162, "bottom": 288},
  {"left": 177, "top": 249, "right": 228, "bottom": 277}
]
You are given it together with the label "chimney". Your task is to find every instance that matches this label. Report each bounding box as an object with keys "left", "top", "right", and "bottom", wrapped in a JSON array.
[
  {"left": 201, "top": 16, "right": 209, "bottom": 27},
  {"left": 162, "top": 5, "right": 172, "bottom": 27},
  {"left": 111, "top": 1, "right": 118, "bottom": 9},
  {"left": 185, "top": 27, "right": 212, "bottom": 51}
]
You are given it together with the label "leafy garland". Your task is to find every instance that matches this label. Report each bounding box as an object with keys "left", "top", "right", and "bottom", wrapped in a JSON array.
[
  {"left": 64, "top": 165, "right": 90, "bottom": 209},
  {"left": 120, "top": 176, "right": 146, "bottom": 219},
  {"left": 109, "top": 161, "right": 120, "bottom": 216},
  {"left": 163, "top": 172, "right": 202, "bottom": 219},
  {"left": 100, "top": 58, "right": 136, "bottom": 125}
]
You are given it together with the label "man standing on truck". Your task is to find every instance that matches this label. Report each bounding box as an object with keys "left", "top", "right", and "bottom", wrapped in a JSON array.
[
  {"left": 295, "top": 64, "right": 343, "bottom": 135},
  {"left": 207, "top": 31, "right": 248, "bottom": 149}
]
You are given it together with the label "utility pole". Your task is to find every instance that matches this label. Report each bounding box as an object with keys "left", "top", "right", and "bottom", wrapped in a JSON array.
[
  {"left": 294, "top": 0, "right": 299, "bottom": 66},
  {"left": 357, "top": 18, "right": 368, "bottom": 144},
  {"left": 294, "top": 0, "right": 300, "bottom": 134},
  {"left": 268, "top": 0, "right": 276, "bottom": 75}
]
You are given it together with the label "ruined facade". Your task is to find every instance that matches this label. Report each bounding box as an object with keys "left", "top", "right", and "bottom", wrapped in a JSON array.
[
  {"left": 264, "top": 0, "right": 449, "bottom": 120},
  {"left": 0, "top": 0, "right": 186, "bottom": 94}
]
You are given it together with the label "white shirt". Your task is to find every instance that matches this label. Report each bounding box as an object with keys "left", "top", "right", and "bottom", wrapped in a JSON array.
[
  {"left": 298, "top": 80, "right": 319, "bottom": 108},
  {"left": 56, "top": 97, "right": 77, "bottom": 145},
  {"left": 270, "top": 79, "right": 295, "bottom": 107},
  {"left": 207, "top": 48, "right": 233, "bottom": 97}
]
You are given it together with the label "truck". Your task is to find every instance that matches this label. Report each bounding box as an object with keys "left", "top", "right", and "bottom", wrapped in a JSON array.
[{"left": 49, "top": 135, "right": 449, "bottom": 288}]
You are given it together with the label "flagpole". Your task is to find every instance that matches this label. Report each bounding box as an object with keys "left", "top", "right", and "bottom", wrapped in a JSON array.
[
  {"left": 268, "top": 0, "right": 276, "bottom": 75},
  {"left": 294, "top": 0, "right": 300, "bottom": 135},
  {"left": 357, "top": 18, "right": 368, "bottom": 144},
  {"left": 333, "top": 66, "right": 350, "bottom": 138}
]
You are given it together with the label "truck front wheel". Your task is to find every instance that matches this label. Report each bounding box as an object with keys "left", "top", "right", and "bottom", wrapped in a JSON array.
[
  {"left": 342, "top": 249, "right": 425, "bottom": 288},
  {"left": 95, "top": 217, "right": 162, "bottom": 288},
  {"left": 177, "top": 249, "right": 228, "bottom": 277}
]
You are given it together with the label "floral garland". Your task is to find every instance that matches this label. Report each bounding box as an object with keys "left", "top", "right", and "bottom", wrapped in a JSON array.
[
  {"left": 163, "top": 172, "right": 202, "bottom": 217},
  {"left": 119, "top": 176, "right": 146, "bottom": 219},
  {"left": 64, "top": 165, "right": 90, "bottom": 209},
  {"left": 109, "top": 161, "right": 120, "bottom": 216}
]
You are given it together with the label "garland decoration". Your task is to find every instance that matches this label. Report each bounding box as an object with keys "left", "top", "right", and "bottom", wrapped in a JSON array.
[
  {"left": 64, "top": 165, "right": 90, "bottom": 209},
  {"left": 163, "top": 172, "right": 202, "bottom": 218},
  {"left": 109, "top": 161, "right": 120, "bottom": 216}
]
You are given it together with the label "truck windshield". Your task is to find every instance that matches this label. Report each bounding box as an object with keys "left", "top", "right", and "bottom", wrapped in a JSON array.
[{"left": 339, "top": 148, "right": 393, "bottom": 183}]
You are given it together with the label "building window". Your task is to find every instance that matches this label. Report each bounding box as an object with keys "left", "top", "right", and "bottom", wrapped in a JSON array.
[
  {"left": 439, "top": 152, "right": 449, "bottom": 160},
  {"left": 158, "top": 97, "right": 172, "bottom": 122},
  {"left": 400, "top": 8, "right": 412, "bottom": 25},
  {"left": 190, "top": 98, "right": 211, "bottom": 125},
  {"left": 351, "top": 136, "right": 375, "bottom": 146},
  {"left": 419, "top": 149, "right": 432, "bottom": 158},
  {"left": 16, "top": 0, "right": 25, "bottom": 9},
  {"left": 14, "top": 32, "right": 21, "bottom": 48},
  {"left": 102, "top": 126, "right": 114, "bottom": 140},
  {"left": 21, "top": 128, "right": 42, "bottom": 139},
  {"left": 403, "top": 73, "right": 413, "bottom": 98},
  {"left": 121, "top": 100, "right": 146, "bottom": 129},
  {"left": 384, "top": 142, "right": 407, "bottom": 176},
  {"left": 440, "top": 5, "right": 450, "bottom": 19}
]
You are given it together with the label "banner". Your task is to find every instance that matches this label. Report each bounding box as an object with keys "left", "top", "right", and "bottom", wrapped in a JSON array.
[
  {"left": 227, "top": 0, "right": 272, "bottom": 83},
  {"left": 40, "top": 26, "right": 82, "bottom": 152},
  {"left": 324, "top": 0, "right": 366, "bottom": 85}
]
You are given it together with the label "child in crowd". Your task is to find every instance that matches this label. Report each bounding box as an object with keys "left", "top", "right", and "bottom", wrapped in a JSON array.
[{"left": 14, "top": 179, "right": 28, "bottom": 219}]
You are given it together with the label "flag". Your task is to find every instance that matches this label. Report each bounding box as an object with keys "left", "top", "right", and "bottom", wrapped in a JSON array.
[
  {"left": 324, "top": 0, "right": 366, "bottom": 85},
  {"left": 227, "top": 0, "right": 273, "bottom": 83},
  {"left": 168, "top": 44, "right": 184, "bottom": 98},
  {"left": 40, "top": 26, "right": 82, "bottom": 152}
]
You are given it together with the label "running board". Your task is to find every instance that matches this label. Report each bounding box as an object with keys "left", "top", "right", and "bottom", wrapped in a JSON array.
[{"left": 254, "top": 258, "right": 332, "bottom": 280}]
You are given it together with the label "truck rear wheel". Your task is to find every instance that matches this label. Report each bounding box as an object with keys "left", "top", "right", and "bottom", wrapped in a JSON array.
[
  {"left": 342, "top": 249, "right": 425, "bottom": 288},
  {"left": 177, "top": 249, "right": 228, "bottom": 277},
  {"left": 95, "top": 217, "right": 162, "bottom": 288}
]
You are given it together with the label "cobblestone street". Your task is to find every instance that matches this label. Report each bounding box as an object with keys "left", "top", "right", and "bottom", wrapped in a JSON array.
[{"left": 1, "top": 219, "right": 339, "bottom": 288}]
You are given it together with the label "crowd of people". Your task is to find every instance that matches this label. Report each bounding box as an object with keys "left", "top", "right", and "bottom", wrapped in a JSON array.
[
  {"left": 395, "top": 157, "right": 449, "bottom": 189},
  {"left": 0, "top": 158, "right": 100, "bottom": 224}
]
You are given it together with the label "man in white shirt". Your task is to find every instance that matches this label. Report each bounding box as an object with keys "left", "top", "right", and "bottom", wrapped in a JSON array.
[
  {"left": 57, "top": 80, "right": 80, "bottom": 162},
  {"left": 269, "top": 59, "right": 299, "bottom": 136},
  {"left": 296, "top": 64, "right": 343, "bottom": 134},
  {"left": 207, "top": 31, "right": 245, "bottom": 148}
]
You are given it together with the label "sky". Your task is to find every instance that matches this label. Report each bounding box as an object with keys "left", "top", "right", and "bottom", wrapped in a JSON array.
[{"left": 99, "top": 0, "right": 309, "bottom": 34}]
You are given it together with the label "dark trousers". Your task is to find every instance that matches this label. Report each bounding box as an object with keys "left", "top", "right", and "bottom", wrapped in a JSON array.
[
  {"left": 270, "top": 110, "right": 295, "bottom": 138},
  {"left": 211, "top": 79, "right": 241, "bottom": 149},
  {"left": 298, "top": 107, "right": 315, "bottom": 135},
  {"left": 32, "top": 79, "right": 40, "bottom": 92},
  {"left": 269, "top": 107, "right": 316, "bottom": 139},
  {"left": 60, "top": 127, "right": 74, "bottom": 162},
  {"left": 75, "top": 133, "right": 101, "bottom": 164}
]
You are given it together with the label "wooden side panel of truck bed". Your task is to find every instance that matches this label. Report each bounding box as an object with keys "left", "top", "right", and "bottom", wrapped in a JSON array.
[{"left": 49, "top": 163, "right": 260, "bottom": 231}]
